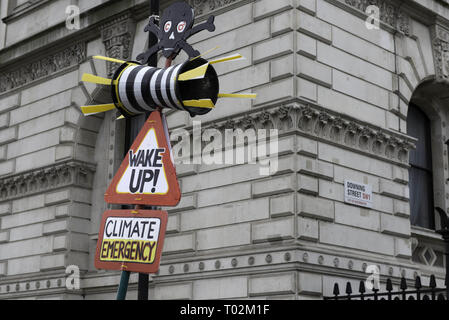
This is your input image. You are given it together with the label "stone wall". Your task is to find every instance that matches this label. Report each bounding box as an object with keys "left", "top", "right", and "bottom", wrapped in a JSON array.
[{"left": 0, "top": 0, "right": 448, "bottom": 299}]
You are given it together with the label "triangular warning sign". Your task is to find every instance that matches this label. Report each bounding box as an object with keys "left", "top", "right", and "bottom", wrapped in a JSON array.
[{"left": 105, "top": 111, "right": 181, "bottom": 207}]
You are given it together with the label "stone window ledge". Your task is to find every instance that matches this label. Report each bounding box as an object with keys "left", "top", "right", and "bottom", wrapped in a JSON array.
[
  {"left": 2, "top": 0, "right": 52, "bottom": 24},
  {"left": 411, "top": 225, "right": 442, "bottom": 241}
]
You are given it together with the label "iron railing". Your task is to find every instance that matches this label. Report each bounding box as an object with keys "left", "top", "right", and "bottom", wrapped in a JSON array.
[
  {"left": 324, "top": 275, "right": 447, "bottom": 300},
  {"left": 324, "top": 207, "right": 449, "bottom": 301}
]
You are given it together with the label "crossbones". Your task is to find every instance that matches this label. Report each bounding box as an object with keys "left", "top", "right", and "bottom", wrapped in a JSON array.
[{"left": 137, "top": 2, "right": 215, "bottom": 64}]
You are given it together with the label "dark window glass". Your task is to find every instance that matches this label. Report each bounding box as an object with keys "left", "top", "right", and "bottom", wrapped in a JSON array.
[{"left": 407, "top": 103, "right": 435, "bottom": 229}]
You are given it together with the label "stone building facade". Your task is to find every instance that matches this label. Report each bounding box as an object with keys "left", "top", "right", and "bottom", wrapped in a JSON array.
[{"left": 0, "top": 0, "right": 448, "bottom": 300}]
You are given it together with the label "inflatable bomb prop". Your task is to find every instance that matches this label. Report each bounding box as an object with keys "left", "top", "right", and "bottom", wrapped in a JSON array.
[
  {"left": 80, "top": 1, "right": 256, "bottom": 118},
  {"left": 81, "top": 54, "right": 255, "bottom": 118}
]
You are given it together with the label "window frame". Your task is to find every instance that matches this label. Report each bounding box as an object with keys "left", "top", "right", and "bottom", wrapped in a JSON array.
[{"left": 408, "top": 102, "right": 436, "bottom": 230}]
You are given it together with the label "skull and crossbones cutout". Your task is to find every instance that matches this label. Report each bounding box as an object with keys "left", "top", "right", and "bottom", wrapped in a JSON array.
[{"left": 137, "top": 2, "right": 216, "bottom": 64}]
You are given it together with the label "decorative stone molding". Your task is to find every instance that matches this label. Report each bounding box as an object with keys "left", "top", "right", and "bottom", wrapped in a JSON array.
[
  {"left": 333, "top": 0, "right": 410, "bottom": 35},
  {"left": 100, "top": 12, "right": 136, "bottom": 77},
  {"left": 0, "top": 275, "right": 73, "bottom": 298},
  {"left": 155, "top": 248, "right": 423, "bottom": 284},
  {"left": 189, "top": 0, "right": 240, "bottom": 16},
  {"left": 411, "top": 228, "right": 446, "bottom": 269},
  {"left": 173, "top": 103, "right": 416, "bottom": 165},
  {"left": 0, "top": 42, "right": 86, "bottom": 94},
  {"left": 0, "top": 161, "right": 96, "bottom": 202},
  {"left": 432, "top": 24, "right": 449, "bottom": 81},
  {"left": 412, "top": 244, "right": 442, "bottom": 267}
]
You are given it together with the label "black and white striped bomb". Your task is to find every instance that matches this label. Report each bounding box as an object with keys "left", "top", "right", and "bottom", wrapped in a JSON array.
[{"left": 81, "top": 54, "right": 255, "bottom": 118}]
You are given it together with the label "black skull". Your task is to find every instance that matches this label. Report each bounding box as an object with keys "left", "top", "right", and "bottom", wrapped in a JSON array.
[
  {"left": 160, "top": 2, "right": 195, "bottom": 58},
  {"left": 137, "top": 1, "right": 215, "bottom": 63}
]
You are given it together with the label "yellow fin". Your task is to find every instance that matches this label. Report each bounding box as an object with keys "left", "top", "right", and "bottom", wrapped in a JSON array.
[
  {"left": 117, "top": 115, "right": 125, "bottom": 120},
  {"left": 183, "top": 99, "right": 215, "bottom": 109},
  {"left": 190, "top": 46, "right": 220, "bottom": 61},
  {"left": 210, "top": 53, "right": 244, "bottom": 65},
  {"left": 82, "top": 73, "right": 112, "bottom": 86},
  {"left": 93, "top": 56, "right": 126, "bottom": 64},
  {"left": 178, "top": 63, "right": 209, "bottom": 81},
  {"left": 80, "top": 104, "right": 116, "bottom": 116},
  {"left": 218, "top": 93, "right": 257, "bottom": 99}
]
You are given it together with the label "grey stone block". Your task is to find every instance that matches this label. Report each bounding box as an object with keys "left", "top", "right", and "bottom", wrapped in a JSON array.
[
  {"left": 254, "top": 0, "right": 296, "bottom": 20},
  {"left": 319, "top": 222, "right": 395, "bottom": 255},
  {"left": 298, "top": 194, "right": 334, "bottom": 221},
  {"left": 297, "top": 217, "right": 318, "bottom": 241},
  {"left": 251, "top": 217, "right": 295, "bottom": 243},
  {"left": 252, "top": 174, "right": 296, "bottom": 198},
  {"left": 298, "top": 272, "right": 322, "bottom": 295},
  {"left": 196, "top": 223, "right": 251, "bottom": 250},
  {"left": 249, "top": 273, "right": 296, "bottom": 296},
  {"left": 154, "top": 283, "right": 193, "bottom": 300},
  {"left": 270, "top": 194, "right": 295, "bottom": 217},
  {"left": 297, "top": 11, "right": 332, "bottom": 44}
]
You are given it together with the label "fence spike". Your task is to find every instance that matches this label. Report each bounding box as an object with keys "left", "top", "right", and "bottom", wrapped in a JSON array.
[
  {"left": 359, "top": 280, "right": 365, "bottom": 294},
  {"left": 346, "top": 282, "right": 352, "bottom": 295},
  {"left": 415, "top": 276, "right": 422, "bottom": 289},
  {"left": 400, "top": 277, "right": 407, "bottom": 290},
  {"left": 429, "top": 274, "right": 437, "bottom": 300},
  {"left": 333, "top": 283, "right": 340, "bottom": 296},
  {"left": 429, "top": 275, "right": 437, "bottom": 288},
  {"left": 386, "top": 278, "right": 393, "bottom": 292},
  {"left": 415, "top": 276, "right": 422, "bottom": 300},
  {"left": 400, "top": 277, "right": 407, "bottom": 300}
]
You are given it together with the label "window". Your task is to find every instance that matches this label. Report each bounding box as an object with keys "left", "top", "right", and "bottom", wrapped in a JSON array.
[{"left": 407, "top": 103, "right": 435, "bottom": 230}]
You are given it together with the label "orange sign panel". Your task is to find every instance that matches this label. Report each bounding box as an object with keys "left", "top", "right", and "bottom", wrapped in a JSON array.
[
  {"left": 95, "top": 210, "right": 168, "bottom": 274},
  {"left": 104, "top": 111, "right": 181, "bottom": 206}
]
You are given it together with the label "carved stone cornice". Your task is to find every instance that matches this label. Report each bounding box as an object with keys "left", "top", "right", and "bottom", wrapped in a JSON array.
[
  {"left": 176, "top": 103, "right": 416, "bottom": 165},
  {"left": 0, "top": 161, "right": 96, "bottom": 202},
  {"left": 155, "top": 246, "right": 423, "bottom": 283},
  {"left": 333, "top": 0, "right": 410, "bottom": 35},
  {"left": 188, "top": 0, "right": 240, "bottom": 16},
  {"left": 0, "top": 42, "right": 86, "bottom": 94},
  {"left": 99, "top": 12, "right": 136, "bottom": 77},
  {"left": 432, "top": 24, "right": 449, "bottom": 81}
]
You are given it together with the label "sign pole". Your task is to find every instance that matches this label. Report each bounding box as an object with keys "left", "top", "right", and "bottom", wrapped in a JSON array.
[
  {"left": 136, "top": 0, "right": 160, "bottom": 301},
  {"left": 115, "top": 0, "right": 160, "bottom": 301},
  {"left": 116, "top": 269, "right": 131, "bottom": 300},
  {"left": 137, "top": 208, "right": 149, "bottom": 300}
]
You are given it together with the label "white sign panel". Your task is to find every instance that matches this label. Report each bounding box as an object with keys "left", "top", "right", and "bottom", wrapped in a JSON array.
[
  {"left": 344, "top": 180, "right": 373, "bottom": 209},
  {"left": 116, "top": 128, "right": 169, "bottom": 195}
]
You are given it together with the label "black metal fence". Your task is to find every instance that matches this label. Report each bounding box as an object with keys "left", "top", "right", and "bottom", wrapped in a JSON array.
[
  {"left": 324, "top": 275, "right": 447, "bottom": 300},
  {"left": 324, "top": 208, "right": 449, "bottom": 301}
]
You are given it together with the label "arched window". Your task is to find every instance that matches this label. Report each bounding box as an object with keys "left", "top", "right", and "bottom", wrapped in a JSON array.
[{"left": 407, "top": 103, "right": 435, "bottom": 230}]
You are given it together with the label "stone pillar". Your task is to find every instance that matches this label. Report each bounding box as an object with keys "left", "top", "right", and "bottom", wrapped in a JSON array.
[
  {"left": 432, "top": 24, "right": 449, "bottom": 81},
  {"left": 99, "top": 12, "right": 136, "bottom": 77}
]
